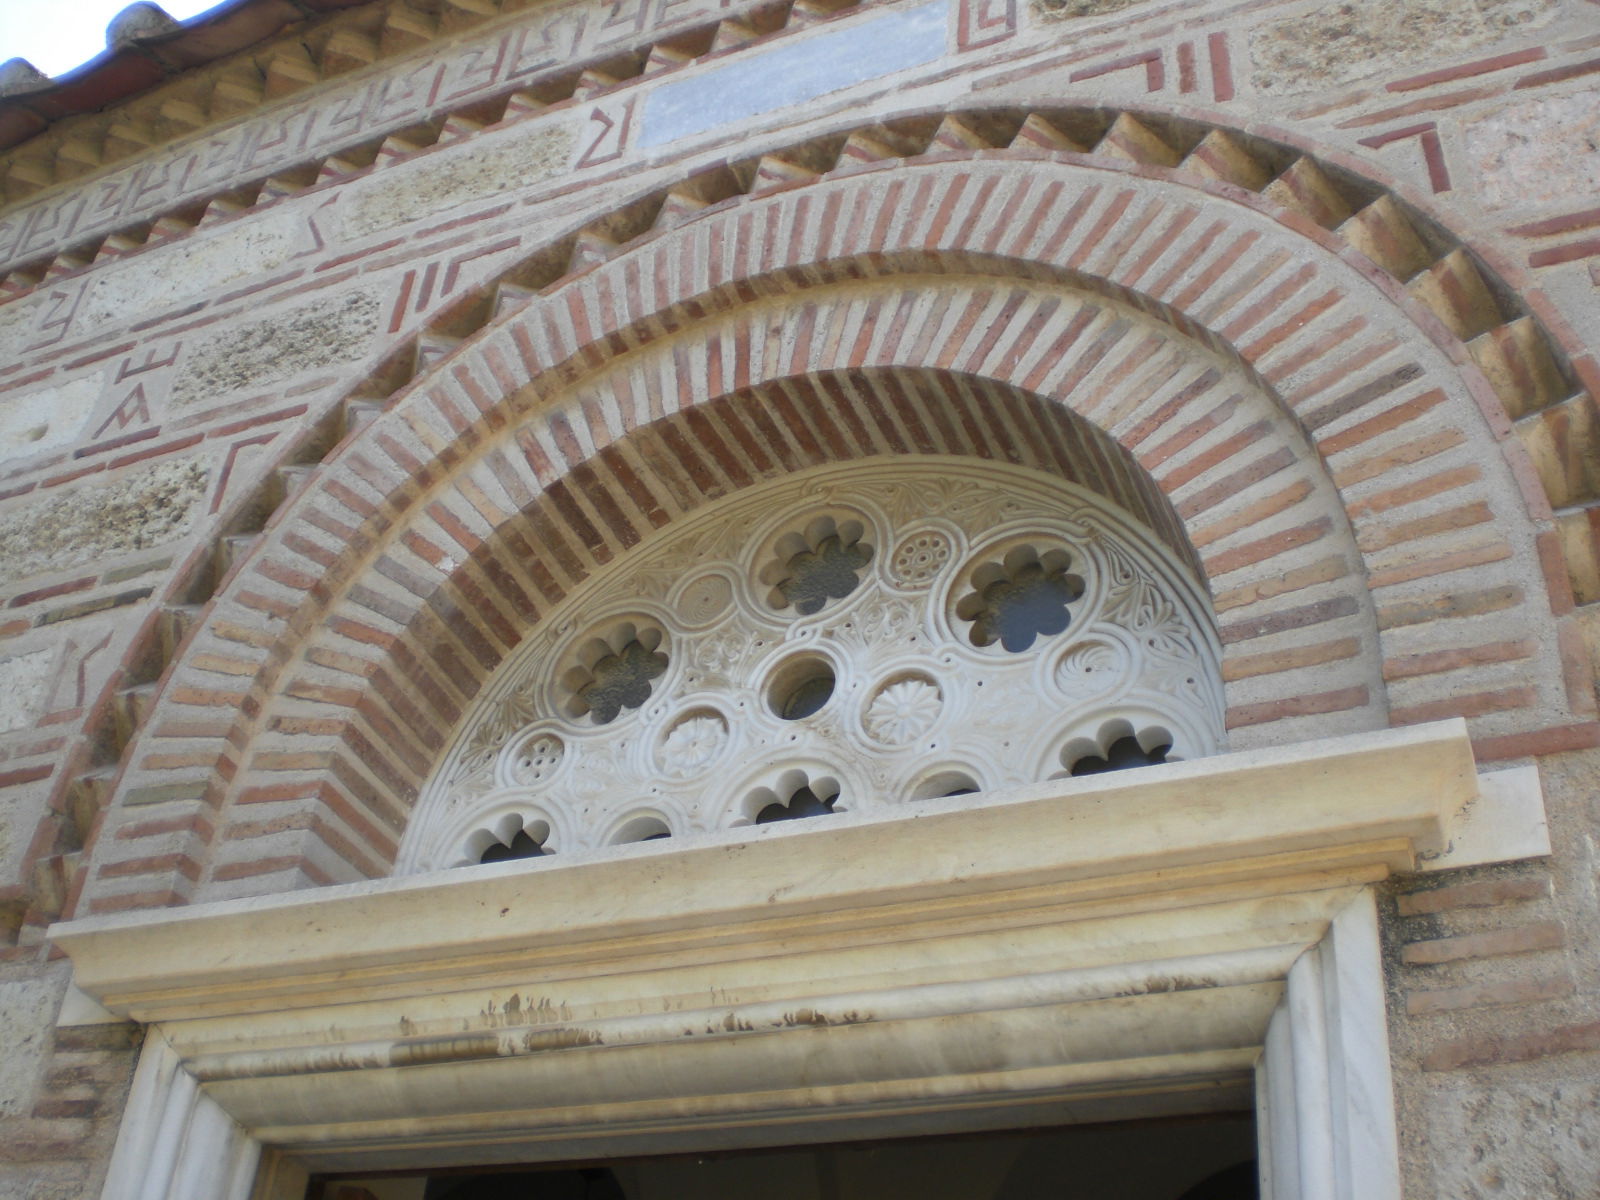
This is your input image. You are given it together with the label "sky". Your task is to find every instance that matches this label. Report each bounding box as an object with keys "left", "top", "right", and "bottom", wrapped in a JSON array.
[{"left": 0, "top": 0, "right": 228, "bottom": 78}]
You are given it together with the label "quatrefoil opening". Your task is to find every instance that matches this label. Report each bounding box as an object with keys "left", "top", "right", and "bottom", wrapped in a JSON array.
[
  {"left": 746, "top": 768, "right": 842, "bottom": 826},
  {"left": 470, "top": 814, "right": 553, "bottom": 866},
  {"left": 1061, "top": 719, "right": 1173, "bottom": 777},
  {"left": 955, "top": 544, "right": 1085, "bottom": 652},
  {"left": 762, "top": 515, "right": 874, "bottom": 615},
  {"left": 561, "top": 621, "right": 669, "bottom": 725}
]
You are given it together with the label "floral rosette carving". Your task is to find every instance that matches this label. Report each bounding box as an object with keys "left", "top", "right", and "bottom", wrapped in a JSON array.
[{"left": 864, "top": 677, "right": 943, "bottom": 745}]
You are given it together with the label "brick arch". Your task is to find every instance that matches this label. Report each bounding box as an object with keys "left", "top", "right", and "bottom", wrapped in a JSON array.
[{"left": 77, "top": 153, "right": 1588, "bottom": 911}]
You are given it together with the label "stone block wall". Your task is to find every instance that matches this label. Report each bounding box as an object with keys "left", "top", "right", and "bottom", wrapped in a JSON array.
[{"left": 0, "top": 0, "right": 1596, "bottom": 1193}]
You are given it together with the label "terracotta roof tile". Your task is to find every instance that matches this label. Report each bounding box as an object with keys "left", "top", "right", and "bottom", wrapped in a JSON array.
[{"left": 0, "top": 0, "right": 371, "bottom": 152}]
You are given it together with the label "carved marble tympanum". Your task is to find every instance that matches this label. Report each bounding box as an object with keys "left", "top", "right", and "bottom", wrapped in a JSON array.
[{"left": 401, "top": 460, "right": 1226, "bottom": 871}]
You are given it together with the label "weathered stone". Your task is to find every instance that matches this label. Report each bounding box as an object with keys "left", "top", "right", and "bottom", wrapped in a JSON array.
[
  {"left": 341, "top": 122, "right": 576, "bottom": 239},
  {"left": 1032, "top": 0, "right": 1151, "bottom": 20},
  {"left": 0, "top": 458, "right": 209, "bottom": 585},
  {"left": 171, "top": 290, "right": 380, "bottom": 407},
  {"left": 1248, "top": 0, "right": 1557, "bottom": 95},
  {"left": 0, "top": 376, "right": 100, "bottom": 463},
  {"left": 0, "top": 59, "right": 49, "bottom": 97},
  {"left": 106, "top": 3, "right": 182, "bottom": 51},
  {"left": 640, "top": 3, "right": 944, "bottom": 149},
  {"left": 0, "top": 295, "right": 42, "bottom": 365},
  {"left": 0, "top": 978, "right": 61, "bottom": 1115},
  {"left": 1421, "top": 1068, "right": 1600, "bottom": 1198},
  {"left": 1466, "top": 87, "right": 1600, "bottom": 213},
  {"left": 0, "top": 649, "right": 56, "bottom": 732},
  {"left": 79, "top": 207, "right": 307, "bottom": 333}
]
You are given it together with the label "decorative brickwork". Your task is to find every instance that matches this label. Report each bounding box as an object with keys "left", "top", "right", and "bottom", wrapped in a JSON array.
[
  {"left": 1, "top": 0, "right": 1599, "bottom": 1192},
  {"left": 57, "top": 148, "right": 1579, "bottom": 919}
]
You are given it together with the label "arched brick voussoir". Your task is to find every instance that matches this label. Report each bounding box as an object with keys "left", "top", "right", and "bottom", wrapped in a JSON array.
[
  {"left": 87, "top": 156, "right": 1584, "bottom": 910},
  {"left": 444, "top": 272, "right": 1406, "bottom": 737}
]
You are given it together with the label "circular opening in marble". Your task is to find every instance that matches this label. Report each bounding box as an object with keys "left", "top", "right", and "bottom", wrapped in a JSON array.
[{"left": 767, "top": 656, "right": 836, "bottom": 720}]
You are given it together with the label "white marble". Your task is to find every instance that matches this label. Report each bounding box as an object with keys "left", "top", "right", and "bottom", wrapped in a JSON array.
[
  {"left": 1257, "top": 894, "right": 1401, "bottom": 1200},
  {"left": 100, "top": 1032, "right": 258, "bottom": 1200},
  {"left": 1420, "top": 763, "right": 1550, "bottom": 871},
  {"left": 641, "top": 0, "right": 947, "bottom": 147},
  {"left": 405, "top": 463, "right": 1229, "bottom": 871},
  {"left": 56, "top": 721, "right": 1480, "bottom": 1186},
  {"left": 0, "top": 377, "right": 98, "bottom": 464}
]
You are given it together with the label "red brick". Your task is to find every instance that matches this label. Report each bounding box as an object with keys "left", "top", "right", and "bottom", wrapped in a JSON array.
[
  {"left": 1389, "top": 46, "right": 1545, "bottom": 91},
  {"left": 1350, "top": 465, "right": 1481, "bottom": 519},
  {"left": 1407, "top": 974, "right": 1573, "bottom": 1017},
  {"left": 95, "top": 853, "right": 201, "bottom": 882},
  {"left": 1537, "top": 527, "right": 1576, "bottom": 616},
  {"left": 1366, "top": 541, "right": 1512, "bottom": 588},
  {"left": 107, "top": 433, "right": 203, "bottom": 471},
  {"left": 1321, "top": 390, "right": 1448, "bottom": 459},
  {"left": 1203, "top": 516, "right": 1331, "bottom": 577},
  {"left": 1509, "top": 206, "right": 1600, "bottom": 238},
  {"left": 1172, "top": 230, "right": 1263, "bottom": 311},
  {"left": 114, "top": 813, "right": 215, "bottom": 842},
  {"left": 1158, "top": 420, "right": 1270, "bottom": 493},
  {"left": 1402, "top": 920, "right": 1564, "bottom": 965},
  {"left": 1396, "top": 876, "right": 1549, "bottom": 915},
  {"left": 210, "top": 854, "right": 315, "bottom": 883},
  {"left": 1557, "top": 620, "right": 1596, "bottom": 716},
  {"left": 1391, "top": 686, "right": 1536, "bottom": 725},
  {"left": 1146, "top": 217, "right": 1227, "bottom": 299},
  {"left": 1241, "top": 289, "right": 1344, "bottom": 361},
  {"left": 1333, "top": 429, "right": 1465, "bottom": 488},
  {"left": 1226, "top": 685, "right": 1369, "bottom": 728},
  {"left": 1514, "top": 56, "right": 1600, "bottom": 91},
  {"left": 1213, "top": 555, "right": 1351, "bottom": 614},
  {"left": 1358, "top": 501, "right": 1492, "bottom": 552},
  {"left": 1223, "top": 637, "right": 1360, "bottom": 682},
  {"left": 206, "top": 404, "right": 309, "bottom": 439},
  {"left": 0, "top": 764, "right": 53, "bottom": 789},
  {"left": 1375, "top": 584, "right": 1521, "bottom": 629},
  {"left": 1472, "top": 722, "right": 1600, "bottom": 761},
  {"left": 8, "top": 576, "right": 96, "bottom": 608},
  {"left": 1176, "top": 448, "right": 1295, "bottom": 520},
  {"left": 1422, "top": 1019, "right": 1600, "bottom": 1071},
  {"left": 71, "top": 426, "right": 161, "bottom": 459},
  {"left": 1383, "top": 638, "right": 1534, "bottom": 681},
  {"left": 86, "top": 889, "right": 188, "bottom": 913},
  {"left": 1219, "top": 262, "right": 1317, "bottom": 341},
  {"left": 40, "top": 462, "right": 106, "bottom": 488},
  {"left": 1218, "top": 592, "right": 1358, "bottom": 641},
  {"left": 1528, "top": 237, "right": 1600, "bottom": 268}
]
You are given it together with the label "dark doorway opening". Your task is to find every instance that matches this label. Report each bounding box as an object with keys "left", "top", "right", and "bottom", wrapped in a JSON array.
[{"left": 308, "top": 1113, "right": 1257, "bottom": 1200}]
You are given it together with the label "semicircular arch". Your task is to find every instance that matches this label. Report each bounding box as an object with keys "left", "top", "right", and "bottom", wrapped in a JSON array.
[{"left": 77, "top": 151, "right": 1584, "bottom": 905}]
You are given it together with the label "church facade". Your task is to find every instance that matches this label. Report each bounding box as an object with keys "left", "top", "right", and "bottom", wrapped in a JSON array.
[{"left": 1, "top": 0, "right": 1599, "bottom": 1195}]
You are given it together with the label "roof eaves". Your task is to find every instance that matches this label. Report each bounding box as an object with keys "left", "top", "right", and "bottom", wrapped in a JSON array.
[{"left": 0, "top": 0, "right": 373, "bottom": 152}]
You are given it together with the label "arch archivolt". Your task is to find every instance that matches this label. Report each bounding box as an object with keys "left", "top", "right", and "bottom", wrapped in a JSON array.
[{"left": 77, "top": 152, "right": 1584, "bottom": 904}]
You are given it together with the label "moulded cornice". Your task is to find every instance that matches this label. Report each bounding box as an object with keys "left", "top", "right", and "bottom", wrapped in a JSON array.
[
  {"left": 56, "top": 719, "right": 1475, "bottom": 1021},
  {"left": 53, "top": 719, "right": 1483, "bottom": 1172}
]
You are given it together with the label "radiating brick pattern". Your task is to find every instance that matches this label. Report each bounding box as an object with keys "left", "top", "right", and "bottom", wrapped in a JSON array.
[
  {"left": 38, "top": 151, "right": 1582, "bottom": 915},
  {"left": 2, "top": 1, "right": 1600, "bottom": 1191}
]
